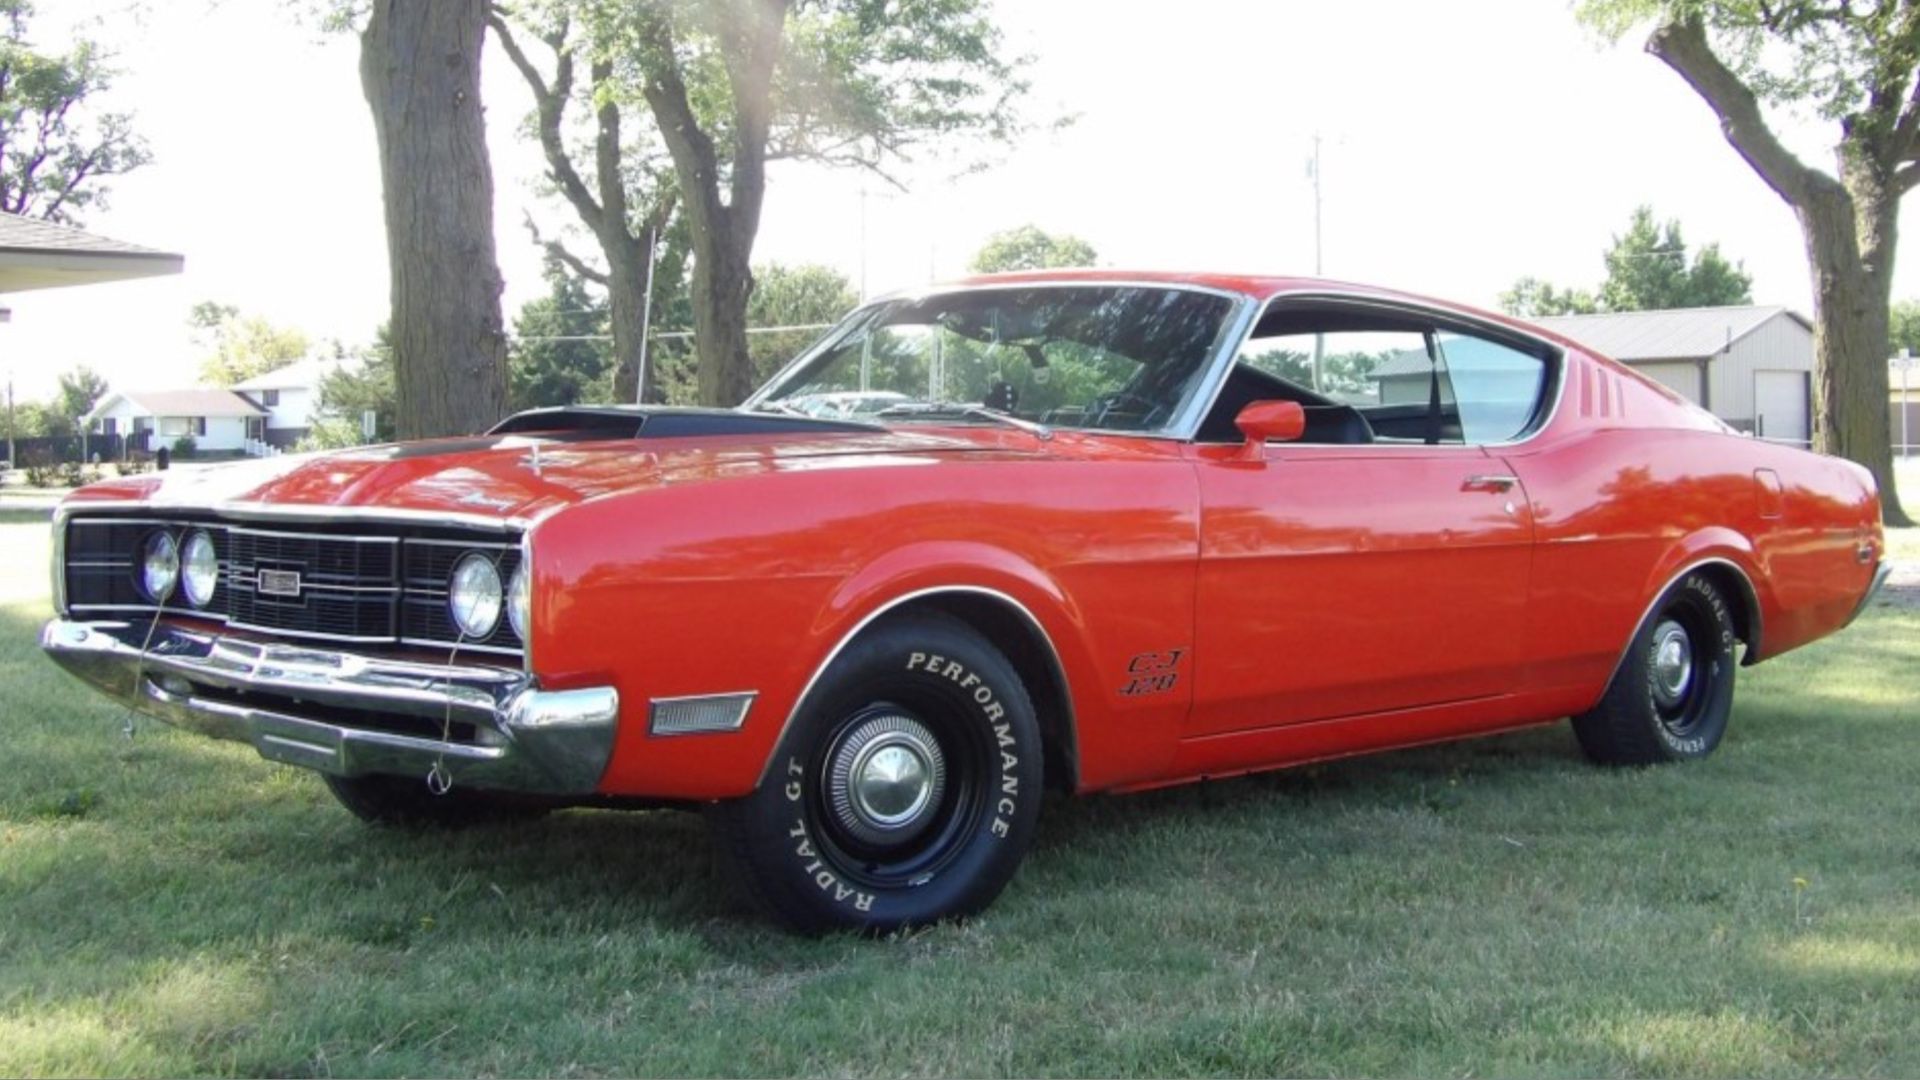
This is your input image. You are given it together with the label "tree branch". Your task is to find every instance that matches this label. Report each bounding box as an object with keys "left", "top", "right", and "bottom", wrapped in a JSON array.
[
  {"left": 632, "top": 6, "right": 726, "bottom": 242},
  {"left": 590, "top": 58, "right": 630, "bottom": 238},
  {"left": 488, "top": 10, "right": 606, "bottom": 235},
  {"left": 522, "top": 212, "right": 610, "bottom": 286},
  {"left": 1646, "top": 16, "right": 1826, "bottom": 207},
  {"left": 716, "top": 0, "right": 791, "bottom": 248}
]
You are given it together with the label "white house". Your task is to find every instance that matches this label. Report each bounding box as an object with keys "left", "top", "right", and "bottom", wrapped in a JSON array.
[
  {"left": 1533, "top": 305, "right": 1814, "bottom": 445},
  {"left": 231, "top": 357, "right": 348, "bottom": 448},
  {"left": 86, "top": 389, "right": 268, "bottom": 454}
]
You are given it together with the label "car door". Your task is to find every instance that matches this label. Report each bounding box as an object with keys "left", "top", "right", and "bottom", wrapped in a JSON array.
[{"left": 1183, "top": 309, "right": 1552, "bottom": 737}]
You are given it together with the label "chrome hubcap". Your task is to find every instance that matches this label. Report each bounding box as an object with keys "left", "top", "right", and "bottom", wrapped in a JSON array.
[
  {"left": 1650, "top": 619, "right": 1694, "bottom": 708},
  {"left": 827, "top": 712, "right": 946, "bottom": 846}
]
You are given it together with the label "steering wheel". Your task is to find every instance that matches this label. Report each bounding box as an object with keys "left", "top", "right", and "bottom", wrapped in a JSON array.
[{"left": 1087, "top": 391, "right": 1159, "bottom": 429}]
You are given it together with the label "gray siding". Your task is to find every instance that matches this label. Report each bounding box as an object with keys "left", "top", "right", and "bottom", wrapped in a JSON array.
[{"left": 1712, "top": 313, "right": 1813, "bottom": 428}]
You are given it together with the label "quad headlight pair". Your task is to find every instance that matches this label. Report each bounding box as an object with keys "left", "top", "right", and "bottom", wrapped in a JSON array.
[
  {"left": 141, "top": 530, "right": 217, "bottom": 608},
  {"left": 449, "top": 553, "right": 530, "bottom": 642}
]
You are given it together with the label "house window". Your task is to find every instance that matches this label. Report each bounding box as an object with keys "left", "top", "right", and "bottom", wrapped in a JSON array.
[
  {"left": 158, "top": 417, "right": 188, "bottom": 438},
  {"left": 261, "top": 389, "right": 280, "bottom": 406}
]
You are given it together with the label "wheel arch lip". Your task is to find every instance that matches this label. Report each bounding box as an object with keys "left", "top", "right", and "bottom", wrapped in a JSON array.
[
  {"left": 754, "top": 580, "right": 1081, "bottom": 790},
  {"left": 1600, "top": 550, "right": 1768, "bottom": 704}
]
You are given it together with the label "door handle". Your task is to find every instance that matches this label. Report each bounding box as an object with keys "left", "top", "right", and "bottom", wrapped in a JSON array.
[{"left": 1462, "top": 474, "right": 1519, "bottom": 493}]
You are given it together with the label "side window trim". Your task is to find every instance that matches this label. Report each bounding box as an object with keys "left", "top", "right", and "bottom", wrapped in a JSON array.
[{"left": 1214, "top": 293, "right": 1564, "bottom": 449}]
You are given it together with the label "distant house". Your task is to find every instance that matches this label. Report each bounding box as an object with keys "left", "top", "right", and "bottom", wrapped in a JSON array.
[
  {"left": 1532, "top": 306, "right": 1814, "bottom": 445},
  {"left": 86, "top": 389, "right": 268, "bottom": 454},
  {"left": 232, "top": 357, "right": 343, "bottom": 448}
]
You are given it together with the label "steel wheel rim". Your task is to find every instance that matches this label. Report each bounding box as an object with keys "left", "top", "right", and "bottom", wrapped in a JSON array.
[
  {"left": 808, "top": 697, "right": 988, "bottom": 889},
  {"left": 1650, "top": 618, "right": 1694, "bottom": 709},
  {"left": 826, "top": 712, "right": 947, "bottom": 846}
]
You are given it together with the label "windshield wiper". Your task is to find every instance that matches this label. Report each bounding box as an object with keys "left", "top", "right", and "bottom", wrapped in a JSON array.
[
  {"left": 876, "top": 402, "right": 1053, "bottom": 441},
  {"left": 749, "top": 400, "right": 810, "bottom": 417}
]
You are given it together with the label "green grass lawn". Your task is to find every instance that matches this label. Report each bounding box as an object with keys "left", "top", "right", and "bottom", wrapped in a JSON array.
[{"left": 2, "top": 512, "right": 1916, "bottom": 1078}]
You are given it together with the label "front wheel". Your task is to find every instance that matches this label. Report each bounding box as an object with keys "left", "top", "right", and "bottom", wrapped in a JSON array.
[
  {"left": 1573, "top": 572, "right": 1739, "bottom": 765},
  {"left": 710, "top": 611, "right": 1044, "bottom": 934}
]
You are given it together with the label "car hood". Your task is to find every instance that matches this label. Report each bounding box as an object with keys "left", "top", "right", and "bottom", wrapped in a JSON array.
[{"left": 64, "top": 428, "right": 1042, "bottom": 525}]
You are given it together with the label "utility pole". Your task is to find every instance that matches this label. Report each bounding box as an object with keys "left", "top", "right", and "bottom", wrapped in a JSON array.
[
  {"left": 2, "top": 308, "right": 13, "bottom": 469},
  {"left": 637, "top": 224, "right": 658, "bottom": 405},
  {"left": 1310, "top": 133, "right": 1323, "bottom": 276},
  {"left": 1308, "top": 134, "right": 1324, "bottom": 392}
]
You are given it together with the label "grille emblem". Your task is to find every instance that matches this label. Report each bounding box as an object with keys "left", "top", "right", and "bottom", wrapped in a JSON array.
[{"left": 257, "top": 569, "right": 302, "bottom": 597}]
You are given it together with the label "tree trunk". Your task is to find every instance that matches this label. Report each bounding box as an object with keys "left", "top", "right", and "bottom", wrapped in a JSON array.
[
  {"left": 603, "top": 233, "right": 652, "bottom": 404},
  {"left": 1800, "top": 175, "right": 1912, "bottom": 526},
  {"left": 359, "top": 0, "right": 507, "bottom": 439},
  {"left": 692, "top": 229, "right": 757, "bottom": 407}
]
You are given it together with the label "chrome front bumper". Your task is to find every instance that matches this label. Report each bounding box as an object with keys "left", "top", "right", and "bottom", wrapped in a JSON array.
[{"left": 40, "top": 619, "right": 618, "bottom": 795}]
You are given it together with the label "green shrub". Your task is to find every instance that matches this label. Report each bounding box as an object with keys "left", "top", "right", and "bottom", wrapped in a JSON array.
[
  {"left": 171, "top": 434, "right": 197, "bottom": 459},
  {"left": 22, "top": 448, "right": 63, "bottom": 488}
]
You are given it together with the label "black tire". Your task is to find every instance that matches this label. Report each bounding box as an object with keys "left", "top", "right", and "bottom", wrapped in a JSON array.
[
  {"left": 322, "top": 773, "right": 552, "bottom": 828},
  {"left": 709, "top": 611, "right": 1044, "bottom": 934},
  {"left": 1573, "top": 572, "right": 1739, "bottom": 765}
]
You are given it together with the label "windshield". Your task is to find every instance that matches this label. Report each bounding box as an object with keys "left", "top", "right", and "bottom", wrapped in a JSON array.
[{"left": 752, "top": 285, "right": 1238, "bottom": 434}]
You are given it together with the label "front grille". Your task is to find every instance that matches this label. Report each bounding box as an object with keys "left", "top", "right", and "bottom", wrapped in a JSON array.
[
  {"left": 228, "top": 529, "right": 400, "bottom": 641},
  {"left": 62, "top": 514, "right": 523, "bottom": 658}
]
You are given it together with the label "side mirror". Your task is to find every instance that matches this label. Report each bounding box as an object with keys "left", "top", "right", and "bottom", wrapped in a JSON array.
[{"left": 1234, "top": 400, "right": 1305, "bottom": 457}]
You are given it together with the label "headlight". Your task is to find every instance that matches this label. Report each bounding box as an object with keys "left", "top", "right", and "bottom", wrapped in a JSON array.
[
  {"left": 141, "top": 531, "right": 179, "bottom": 602},
  {"left": 448, "top": 553, "right": 503, "bottom": 639},
  {"left": 180, "top": 530, "right": 218, "bottom": 608},
  {"left": 507, "top": 562, "right": 530, "bottom": 642}
]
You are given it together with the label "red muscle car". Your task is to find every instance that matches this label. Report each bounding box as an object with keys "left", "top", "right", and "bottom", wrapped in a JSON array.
[{"left": 42, "top": 271, "right": 1892, "bottom": 933}]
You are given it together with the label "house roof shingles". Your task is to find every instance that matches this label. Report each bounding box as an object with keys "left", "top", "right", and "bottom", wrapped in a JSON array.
[
  {"left": 0, "top": 214, "right": 184, "bottom": 292},
  {"left": 98, "top": 389, "right": 268, "bottom": 420}
]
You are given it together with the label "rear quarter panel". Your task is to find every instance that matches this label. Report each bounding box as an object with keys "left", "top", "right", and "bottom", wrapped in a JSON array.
[{"left": 1508, "top": 351, "right": 1879, "bottom": 704}]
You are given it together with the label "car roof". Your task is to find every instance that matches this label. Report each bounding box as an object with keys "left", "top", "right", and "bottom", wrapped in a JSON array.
[
  {"left": 940, "top": 268, "right": 1395, "bottom": 303},
  {"left": 930, "top": 269, "right": 1573, "bottom": 353}
]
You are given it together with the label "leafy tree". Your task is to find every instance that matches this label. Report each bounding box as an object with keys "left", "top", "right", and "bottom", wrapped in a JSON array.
[
  {"left": 745, "top": 262, "right": 857, "bottom": 383},
  {"left": 490, "top": 5, "right": 683, "bottom": 403},
  {"left": 498, "top": 0, "right": 1031, "bottom": 408},
  {"left": 316, "top": 327, "right": 396, "bottom": 444},
  {"left": 0, "top": 0, "right": 150, "bottom": 224},
  {"left": 1580, "top": 0, "right": 1918, "bottom": 524},
  {"left": 1891, "top": 298, "right": 1920, "bottom": 356},
  {"left": 968, "top": 225, "right": 1098, "bottom": 273},
  {"left": 1598, "top": 206, "right": 1752, "bottom": 311},
  {"left": 191, "top": 302, "right": 310, "bottom": 387},
  {"left": 1499, "top": 276, "right": 1600, "bottom": 317},
  {"left": 1499, "top": 206, "right": 1749, "bottom": 317},
  {"left": 54, "top": 364, "right": 107, "bottom": 433},
  {"left": 358, "top": 0, "right": 508, "bottom": 438},
  {"left": 509, "top": 257, "right": 614, "bottom": 410}
]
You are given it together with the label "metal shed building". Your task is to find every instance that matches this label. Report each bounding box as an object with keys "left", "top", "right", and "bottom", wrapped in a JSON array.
[{"left": 1533, "top": 306, "right": 1814, "bottom": 445}]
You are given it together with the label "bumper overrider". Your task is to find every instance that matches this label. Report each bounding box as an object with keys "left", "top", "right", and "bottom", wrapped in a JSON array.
[{"left": 41, "top": 619, "right": 619, "bottom": 795}]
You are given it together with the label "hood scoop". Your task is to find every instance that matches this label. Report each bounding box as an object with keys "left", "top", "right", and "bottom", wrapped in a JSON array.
[{"left": 487, "top": 405, "right": 881, "bottom": 441}]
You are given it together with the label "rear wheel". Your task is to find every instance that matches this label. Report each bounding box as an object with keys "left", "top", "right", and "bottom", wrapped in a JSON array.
[
  {"left": 1573, "top": 572, "right": 1739, "bottom": 765},
  {"left": 710, "top": 611, "right": 1043, "bottom": 934},
  {"left": 322, "top": 773, "right": 552, "bottom": 828}
]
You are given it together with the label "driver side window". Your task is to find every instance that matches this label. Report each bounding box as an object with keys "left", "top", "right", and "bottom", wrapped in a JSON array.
[{"left": 1208, "top": 307, "right": 1555, "bottom": 447}]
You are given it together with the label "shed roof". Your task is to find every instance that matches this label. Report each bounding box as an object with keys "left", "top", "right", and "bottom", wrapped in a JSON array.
[
  {"left": 0, "top": 215, "right": 184, "bottom": 293},
  {"left": 1532, "top": 305, "right": 1809, "bottom": 362}
]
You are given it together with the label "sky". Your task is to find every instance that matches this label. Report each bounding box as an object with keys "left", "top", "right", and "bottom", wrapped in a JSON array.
[{"left": 3, "top": 0, "right": 1902, "bottom": 403}]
